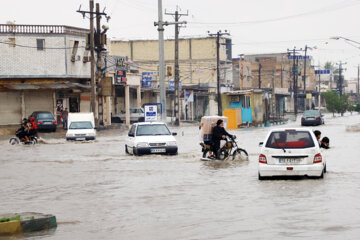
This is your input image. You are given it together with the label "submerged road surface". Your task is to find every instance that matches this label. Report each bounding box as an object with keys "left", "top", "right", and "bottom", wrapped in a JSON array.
[{"left": 1, "top": 114, "right": 360, "bottom": 239}]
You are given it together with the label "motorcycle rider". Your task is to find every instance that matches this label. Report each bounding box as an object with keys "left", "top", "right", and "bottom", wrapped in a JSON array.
[{"left": 211, "top": 119, "right": 233, "bottom": 158}]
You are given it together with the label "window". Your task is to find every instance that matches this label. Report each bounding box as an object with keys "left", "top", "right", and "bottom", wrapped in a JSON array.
[
  {"left": 136, "top": 124, "right": 171, "bottom": 136},
  {"left": 8, "top": 38, "right": 15, "bottom": 47},
  {"left": 36, "top": 39, "right": 45, "bottom": 51},
  {"left": 71, "top": 41, "right": 79, "bottom": 62},
  {"left": 69, "top": 121, "right": 93, "bottom": 129},
  {"left": 241, "top": 95, "right": 251, "bottom": 108},
  {"left": 265, "top": 131, "right": 315, "bottom": 149},
  {"left": 128, "top": 125, "right": 136, "bottom": 136}
]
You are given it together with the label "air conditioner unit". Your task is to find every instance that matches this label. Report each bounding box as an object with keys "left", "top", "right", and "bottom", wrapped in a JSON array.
[
  {"left": 76, "top": 55, "right": 81, "bottom": 61},
  {"left": 71, "top": 55, "right": 75, "bottom": 62}
]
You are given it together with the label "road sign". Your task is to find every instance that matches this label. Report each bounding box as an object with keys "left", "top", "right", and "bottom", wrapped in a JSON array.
[
  {"left": 315, "top": 70, "right": 331, "bottom": 75},
  {"left": 144, "top": 105, "right": 158, "bottom": 122}
]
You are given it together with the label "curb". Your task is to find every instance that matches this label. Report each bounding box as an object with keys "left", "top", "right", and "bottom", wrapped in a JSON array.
[{"left": 0, "top": 213, "right": 56, "bottom": 236}]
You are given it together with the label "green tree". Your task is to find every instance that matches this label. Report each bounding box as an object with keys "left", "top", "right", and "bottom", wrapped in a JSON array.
[
  {"left": 338, "top": 94, "right": 349, "bottom": 116},
  {"left": 355, "top": 102, "right": 360, "bottom": 113},
  {"left": 322, "top": 91, "right": 340, "bottom": 116}
]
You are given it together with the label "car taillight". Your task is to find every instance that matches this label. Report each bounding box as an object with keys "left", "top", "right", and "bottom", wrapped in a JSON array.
[
  {"left": 316, "top": 117, "right": 320, "bottom": 120},
  {"left": 301, "top": 117, "right": 305, "bottom": 121},
  {"left": 314, "top": 153, "right": 322, "bottom": 163},
  {"left": 259, "top": 154, "right": 267, "bottom": 164},
  {"left": 38, "top": 121, "right": 42, "bottom": 125},
  {"left": 53, "top": 121, "right": 57, "bottom": 124}
]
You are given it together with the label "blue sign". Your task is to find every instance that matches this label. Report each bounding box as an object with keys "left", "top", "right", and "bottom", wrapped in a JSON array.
[
  {"left": 315, "top": 70, "right": 331, "bottom": 75},
  {"left": 144, "top": 105, "right": 158, "bottom": 122},
  {"left": 142, "top": 72, "right": 155, "bottom": 88},
  {"left": 169, "top": 80, "right": 182, "bottom": 91}
]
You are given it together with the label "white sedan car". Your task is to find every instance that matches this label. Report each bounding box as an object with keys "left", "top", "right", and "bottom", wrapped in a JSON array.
[
  {"left": 125, "top": 122, "right": 178, "bottom": 156},
  {"left": 258, "top": 128, "right": 326, "bottom": 180}
]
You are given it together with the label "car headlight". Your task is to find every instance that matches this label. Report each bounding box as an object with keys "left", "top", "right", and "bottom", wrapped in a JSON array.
[
  {"left": 167, "top": 141, "right": 177, "bottom": 146},
  {"left": 136, "top": 142, "right": 149, "bottom": 147}
]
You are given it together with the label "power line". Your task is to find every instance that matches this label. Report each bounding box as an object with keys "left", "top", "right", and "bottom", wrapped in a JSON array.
[{"left": 0, "top": 40, "right": 86, "bottom": 50}]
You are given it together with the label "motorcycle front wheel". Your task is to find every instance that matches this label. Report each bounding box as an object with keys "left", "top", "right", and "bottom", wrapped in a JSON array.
[{"left": 232, "top": 148, "right": 249, "bottom": 160}]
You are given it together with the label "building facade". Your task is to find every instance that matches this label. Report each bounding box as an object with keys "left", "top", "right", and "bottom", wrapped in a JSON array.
[
  {"left": 110, "top": 37, "right": 233, "bottom": 120},
  {"left": 0, "top": 24, "right": 91, "bottom": 125}
]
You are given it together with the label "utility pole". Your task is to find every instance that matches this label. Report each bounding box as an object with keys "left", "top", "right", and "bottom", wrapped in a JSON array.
[
  {"left": 258, "top": 63, "right": 262, "bottom": 88},
  {"left": 287, "top": 47, "right": 302, "bottom": 117},
  {"left": 336, "top": 61, "right": 346, "bottom": 116},
  {"left": 165, "top": 7, "right": 188, "bottom": 126},
  {"left": 356, "top": 64, "right": 360, "bottom": 98},
  {"left": 208, "top": 30, "right": 230, "bottom": 116},
  {"left": 77, "top": 1, "right": 109, "bottom": 127},
  {"left": 303, "top": 45, "right": 308, "bottom": 110}
]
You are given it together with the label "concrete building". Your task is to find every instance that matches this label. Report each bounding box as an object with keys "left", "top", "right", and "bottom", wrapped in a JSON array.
[
  {"left": 233, "top": 53, "right": 317, "bottom": 120},
  {"left": 0, "top": 24, "right": 91, "bottom": 125},
  {"left": 110, "top": 37, "right": 233, "bottom": 120}
]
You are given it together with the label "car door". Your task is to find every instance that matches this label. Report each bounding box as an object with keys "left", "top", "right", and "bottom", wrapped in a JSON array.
[{"left": 126, "top": 124, "right": 136, "bottom": 150}]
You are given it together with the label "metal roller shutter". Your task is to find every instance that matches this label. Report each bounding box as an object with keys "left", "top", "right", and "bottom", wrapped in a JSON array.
[
  {"left": 25, "top": 91, "right": 54, "bottom": 117},
  {"left": 0, "top": 92, "right": 22, "bottom": 125}
]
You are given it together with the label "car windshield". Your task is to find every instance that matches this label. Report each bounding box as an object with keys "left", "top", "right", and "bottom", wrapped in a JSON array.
[
  {"left": 303, "top": 110, "right": 320, "bottom": 117},
  {"left": 265, "top": 131, "right": 315, "bottom": 149},
  {"left": 38, "top": 113, "right": 54, "bottom": 119},
  {"left": 136, "top": 124, "right": 171, "bottom": 136},
  {"left": 69, "top": 121, "right": 93, "bottom": 129}
]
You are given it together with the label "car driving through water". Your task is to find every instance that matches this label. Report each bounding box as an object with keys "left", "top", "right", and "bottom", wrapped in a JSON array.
[
  {"left": 125, "top": 122, "right": 178, "bottom": 156},
  {"left": 258, "top": 128, "right": 326, "bottom": 180}
]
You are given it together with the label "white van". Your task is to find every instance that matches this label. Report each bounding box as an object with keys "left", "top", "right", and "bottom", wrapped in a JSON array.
[{"left": 66, "top": 113, "right": 96, "bottom": 141}]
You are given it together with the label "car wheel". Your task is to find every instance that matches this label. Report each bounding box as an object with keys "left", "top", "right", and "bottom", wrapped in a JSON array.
[
  {"left": 324, "top": 164, "right": 327, "bottom": 173},
  {"left": 138, "top": 117, "right": 145, "bottom": 122},
  {"left": 133, "top": 147, "right": 138, "bottom": 156},
  {"left": 319, "top": 171, "right": 324, "bottom": 179},
  {"left": 125, "top": 145, "right": 129, "bottom": 154},
  {"left": 258, "top": 173, "right": 266, "bottom": 180}
]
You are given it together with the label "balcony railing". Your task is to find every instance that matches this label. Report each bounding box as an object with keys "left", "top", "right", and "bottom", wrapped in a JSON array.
[{"left": 0, "top": 24, "right": 89, "bottom": 36}]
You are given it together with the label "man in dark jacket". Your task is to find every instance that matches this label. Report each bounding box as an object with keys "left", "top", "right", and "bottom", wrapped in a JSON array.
[{"left": 211, "top": 119, "right": 232, "bottom": 157}]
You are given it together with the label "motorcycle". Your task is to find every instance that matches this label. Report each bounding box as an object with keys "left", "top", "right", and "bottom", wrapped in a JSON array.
[
  {"left": 9, "top": 134, "right": 38, "bottom": 145},
  {"left": 200, "top": 135, "right": 248, "bottom": 161}
]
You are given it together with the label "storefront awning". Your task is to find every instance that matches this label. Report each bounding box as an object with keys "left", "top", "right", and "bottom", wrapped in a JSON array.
[{"left": 0, "top": 82, "right": 91, "bottom": 91}]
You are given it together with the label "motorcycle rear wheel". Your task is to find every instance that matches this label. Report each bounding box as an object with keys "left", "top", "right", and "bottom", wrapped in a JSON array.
[{"left": 9, "top": 137, "right": 20, "bottom": 145}]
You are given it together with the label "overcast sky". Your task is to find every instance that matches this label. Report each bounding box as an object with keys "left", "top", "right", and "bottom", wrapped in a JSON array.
[{"left": 2, "top": 0, "right": 360, "bottom": 78}]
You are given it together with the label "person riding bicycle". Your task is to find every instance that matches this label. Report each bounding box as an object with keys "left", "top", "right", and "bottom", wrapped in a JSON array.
[{"left": 211, "top": 119, "right": 233, "bottom": 157}]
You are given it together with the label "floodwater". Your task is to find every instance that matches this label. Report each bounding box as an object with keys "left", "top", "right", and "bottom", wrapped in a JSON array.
[{"left": 1, "top": 114, "right": 360, "bottom": 239}]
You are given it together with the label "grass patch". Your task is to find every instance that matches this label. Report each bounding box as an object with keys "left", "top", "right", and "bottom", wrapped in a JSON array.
[{"left": 0, "top": 215, "right": 21, "bottom": 222}]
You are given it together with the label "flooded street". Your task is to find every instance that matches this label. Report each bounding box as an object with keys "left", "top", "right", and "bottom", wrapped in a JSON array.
[{"left": 1, "top": 114, "right": 360, "bottom": 239}]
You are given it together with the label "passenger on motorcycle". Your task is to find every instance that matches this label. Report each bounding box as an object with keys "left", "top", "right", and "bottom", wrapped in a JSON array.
[
  {"left": 16, "top": 118, "right": 28, "bottom": 142},
  {"left": 212, "top": 119, "right": 233, "bottom": 157}
]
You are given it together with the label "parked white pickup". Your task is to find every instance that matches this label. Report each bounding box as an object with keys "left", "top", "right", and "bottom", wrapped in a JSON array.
[{"left": 112, "top": 108, "right": 145, "bottom": 123}]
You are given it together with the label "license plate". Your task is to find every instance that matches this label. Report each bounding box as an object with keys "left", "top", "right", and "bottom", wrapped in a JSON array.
[
  {"left": 279, "top": 158, "right": 301, "bottom": 164},
  {"left": 76, "top": 137, "right": 86, "bottom": 141},
  {"left": 307, "top": 117, "right": 315, "bottom": 120},
  {"left": 150, "top": 148, "right": 166, "bottom": 153},
  {"left": 44, "top": 122, "right": 52, "bottom": 125}
]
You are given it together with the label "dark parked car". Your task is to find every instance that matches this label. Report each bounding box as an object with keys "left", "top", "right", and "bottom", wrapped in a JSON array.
[
  {"left": 301, "top": 110, "right": 324, "bottom": 126},
  {"left": 28, "top": 111, "right": 57, "bottom": 132}
]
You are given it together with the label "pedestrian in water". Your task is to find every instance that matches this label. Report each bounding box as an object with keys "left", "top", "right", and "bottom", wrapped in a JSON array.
[
  {"left": 320, "top": 137, "right": 330, "bottom": 149},
  {"left": 62, "top": 108, "right": 69, "bottom": 130},
  {"left": 314, "top": 130, "right": 321, "bottom": 146}
]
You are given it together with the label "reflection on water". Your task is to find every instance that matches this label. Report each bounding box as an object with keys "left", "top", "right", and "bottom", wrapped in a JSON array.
[{"left": 1, "top": 114, "right": 360, "bottom": 239}]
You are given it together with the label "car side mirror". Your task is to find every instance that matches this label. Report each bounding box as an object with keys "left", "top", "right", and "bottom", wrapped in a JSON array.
[
  {"left": 172, "top": 132, "right": 177, "bottom": 136},
  {"left": 259, "top": 142, "right": 263, "bottom": 147},
  {"left": 128, "top": 133, "right": 134, "bottom": 137}
]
